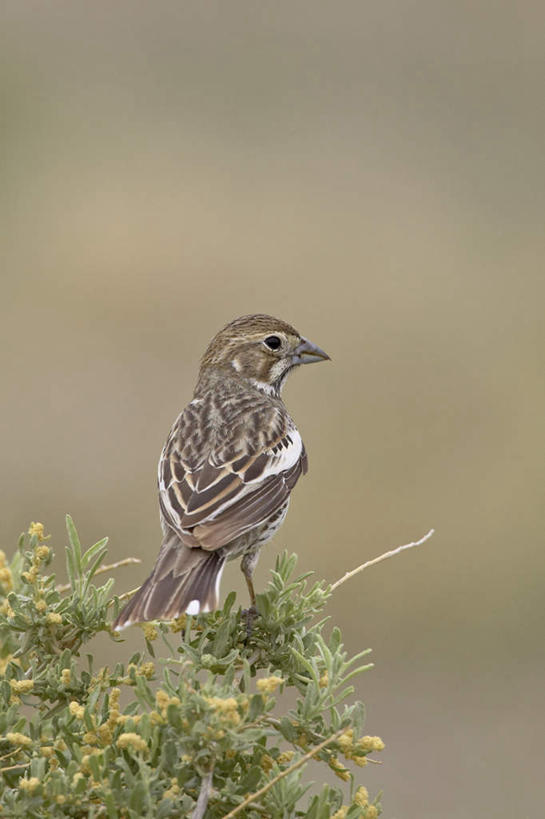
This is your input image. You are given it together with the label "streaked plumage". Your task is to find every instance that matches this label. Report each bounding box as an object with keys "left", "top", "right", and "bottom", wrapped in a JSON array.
[{"left": 114, "top": 314, "right": 329, "bottom": 629}]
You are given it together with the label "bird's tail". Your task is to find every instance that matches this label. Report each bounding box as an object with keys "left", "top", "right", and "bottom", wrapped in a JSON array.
[{"left": 113, "top": 537, "right": 225, "bottom": 630}]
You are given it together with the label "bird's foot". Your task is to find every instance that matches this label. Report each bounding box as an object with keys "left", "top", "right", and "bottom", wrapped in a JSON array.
[{"left": 241, "top": 605, "right": 258, "bottom": 638}]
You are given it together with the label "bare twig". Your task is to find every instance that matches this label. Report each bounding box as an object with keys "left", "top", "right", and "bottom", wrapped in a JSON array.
[
  {"left": 56, "top": 557, "right": 141, "bottom": 593},
  {"left": 222, "top": 728, "right": 344, "bottom": 819},
  {"left": 191, "top": 768, "right": 214, "bottom": 819},
  {"left": 116, "top": 585, "right": 141, "bottom": 603},
  {"left": 0, "top": 761, "right": 30, "bottom": 773},
  {"left": 331, "top": 529, "right": 435, "bottom": 592}
]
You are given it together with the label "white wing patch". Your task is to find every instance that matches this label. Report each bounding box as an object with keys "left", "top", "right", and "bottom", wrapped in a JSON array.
[{"left": 245, "top": 428, "right": 303, "bottom": 483}]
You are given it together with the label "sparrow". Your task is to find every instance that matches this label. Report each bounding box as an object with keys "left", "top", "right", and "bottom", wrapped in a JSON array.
[{"left": 113, "top": 314, "right": 329, "bottom": 629}]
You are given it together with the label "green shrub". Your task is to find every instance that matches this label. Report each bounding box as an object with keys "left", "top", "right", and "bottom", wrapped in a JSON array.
[{"left": 0, "top": 519, "right": 383, "bottom": 818}]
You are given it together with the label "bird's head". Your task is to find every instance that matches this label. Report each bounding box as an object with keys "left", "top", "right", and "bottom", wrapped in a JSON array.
[{"left": 198, "top": 314, "right": 330, "bottom": 395}]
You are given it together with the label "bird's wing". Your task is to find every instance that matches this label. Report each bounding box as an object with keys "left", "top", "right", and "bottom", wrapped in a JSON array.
[{"left": 158, "top": 396, "right": 308, "bottom": 551}]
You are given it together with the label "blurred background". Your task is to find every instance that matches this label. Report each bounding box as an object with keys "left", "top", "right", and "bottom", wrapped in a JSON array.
[{"left": 1, "top": 2, "right": 544, "bottom": 816}]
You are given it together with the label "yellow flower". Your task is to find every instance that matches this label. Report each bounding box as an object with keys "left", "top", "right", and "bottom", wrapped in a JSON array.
[
  {"left": 365, "top": 807, "right": 378, "bottom": 818},
  {"left": 60, "top": 669, "right": 71, "bottom": 685},
  {"left": 354, "top": 786, "right": 369, "bottom": 807},
  {"left": 331, "top": 808, "right": 348, "bottom": 819},
  {"left": 337, "top": 729, "right": 354, "bottom": 753},
  {"left": 319, "top": 670, "right": 329, "bottom": 688},
  {"left": 0, "top": 567, "right": 13, "bottom": 591},
  {"left": 83, "top": 731, "right": 98, "bottom": 745},
  {"left": 139, "top": 661, "right": 155, "bottom": 679},
  {"left": 34, "top": 599, "right": 47, "bottom": 613},
  {"left": 142, "top": 623, "right": 158, "bottom": 641},
  {"left": 19, "top": 776, "right": 40, "bottom": 793},
  {"left": 6, "top": 732, "right": 32, "bottom": 747},
  {"left": 55, "top": 795, "right": 66, "bottom": 804},
  {"left": 69, "top": 701, "right": 85, "bottom": 720},
  {"left": 28, "top": 522, "right": 46, "bottom": 540},
  {"left": 47, "top": 612, "right": 63, "bottom": 625},
  {"left": 357, "top": 736, "right": 385, "bottom": 753},
  {"left": 117, "top": 732, "right": 148, "bottom": 753},
  {"left": 256, "top": 675, "right": 283, "bottom": 694},
  {"left": 0, "top": 598, "right": 14, "bottom": 618},
  {"left": 98, "top": 724, "right": 113, "bottom": 745},
  {"left": 40, "top": 745, "right": 54, "bottom": 758},
  {"left": 170, "top": 614, "right": 186, "bottom": 633},
  {"left": 155, "top": 689, "right": 170, "bottom": 710},
  {"left": 0, "top": 549, "right": 6, "bottom": 567},
  {"left": 328, "top": 755, "right": 351, "bottom": 781},
  {"left": 10, "top": 679, "right": 34, "bottom": 694},
  {"left": 277, "top": 750, "right": 295, "bottom": 765},
  {"left": 260, "top": 753, "right": 274, "bottom": 772},
  {"left": 34, "top": 545, "right": 50, "bottom": 561},
  {"left": 22, "top": 568, "right": 38, "bottom": 584}
]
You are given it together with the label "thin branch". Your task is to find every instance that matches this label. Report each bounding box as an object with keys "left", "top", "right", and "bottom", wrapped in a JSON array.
[
  {"left": 191, "top": 768, "right": 214, "bottom": 819},
  {"left": 116, "top": 585, "right": 141, "bottom": 603},
  {"left": 0, "top": 761, "right": 30, "bottom": 773},
  {"left": 330, "top": 529, "right": 435, "bottom": 592},
  {"left": 56, "top": 558, "right": 141, "bottom": 593},
  {"left": 222, "top": 728, "right": 344, "bottom": 819}
]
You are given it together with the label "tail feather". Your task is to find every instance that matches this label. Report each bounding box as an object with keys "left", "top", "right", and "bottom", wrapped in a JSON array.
[{"left": 113, "top": 539, "right": 225, "bottom": 630}]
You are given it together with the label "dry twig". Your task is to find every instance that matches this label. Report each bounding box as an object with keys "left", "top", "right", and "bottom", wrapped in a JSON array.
[
  {"left": 56, "top": 557, "right": 141, "bottom": 593},
  {"left": 222, "top": 728, "right": 344, "bottom": 819},
  {"left": 331, "top": 529, "right": 435, "bottom": 592}
]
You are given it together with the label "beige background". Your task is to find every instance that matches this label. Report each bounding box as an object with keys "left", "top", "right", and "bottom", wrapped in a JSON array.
[{"left": 1, "top": 3, "right": 544, "bottom": 816}]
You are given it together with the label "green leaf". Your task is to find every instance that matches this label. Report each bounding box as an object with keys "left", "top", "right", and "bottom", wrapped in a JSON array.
[
  {"left": 65, "top": 514, "right": 82, "bottom": 573},
  {"left": 81, "top": 536, "right": 109, "bottom": 570}
]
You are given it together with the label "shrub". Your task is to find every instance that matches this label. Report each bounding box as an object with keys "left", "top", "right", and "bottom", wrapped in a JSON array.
[{"left": 0, "top": 519, "right": 383, "bottom": 818}]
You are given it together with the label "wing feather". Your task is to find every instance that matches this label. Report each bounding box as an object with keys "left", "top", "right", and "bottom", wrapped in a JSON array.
[{"left": 158, "top": 399, "right": 306, "bottom": 551}]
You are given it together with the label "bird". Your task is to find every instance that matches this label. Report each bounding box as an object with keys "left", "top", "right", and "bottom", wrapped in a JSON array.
[{"left": 113, "top": 313, "right": 330, "bottom": 630}]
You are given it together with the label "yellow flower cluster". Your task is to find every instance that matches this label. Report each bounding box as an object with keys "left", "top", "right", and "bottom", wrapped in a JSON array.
[
  {"left": 0, "top": 564, "right": 13, "bottom": 592},
  {"left": 163, "top": 777, "right": 181, "bottom": 800},
  {"left": 19, "top": 776, "right": 40, "bottom": 793},
  {"left": 170, "top": 614, "right": 187, "bottom": 633},
  {"left": 47, "top": 612, "right": 63, "bottom": 625},
  {"left": 204, "top": 695, "right": 241, "bottom": 725},
  {"left": 156, "top": 689, "right": 181, "bottom": 715},
  {"left": 6, "top": 732, "right": 32, "bottom": 747},
  {"left": 61, "top": 669, "right": 71, "bottom": 685},
  {"left": 354, "top": 786, "right": 369, "bottom": 807},
  {"left": 277, "top": 750, "right": 295, "bottom": 765},
  {"left": 319, "top": 670, "right": 329, "bottom": 688},
  {"left": 141, "top": 623, "right": 158, "bottom": 641},
  {"left": 0, "top": 598, "right": 14, "bottom": 617},
  {"left": 335, "top": 729, "right": 385, "bottom": 766},
  {"left": 28, "top": 522, "right": 47, "bottom": 541},
  {"left": 260, "top": 753, "right": 274, "bottom": 772},
  {"left": 139, "top": 661, "right": 155, "bottom": 679},
  {"left": 10, "top": 679, "right": 34, "bottom": 694},
  {"left": 358, "top": 735, "right": 385, "bottom": 753},
  {"left": 328, "top": 755, "right": 351, "bottom": 781},
  {"left": 365, "top": 807, "right": 378, "bottom": 818},
  {"left": 256, "top": 675, "right": 283, "bottom": 694},
  {"left": 69, "top": 701, "right": 85, "bottom": 720},
  {"left": 117, "top": 732, "right": 148, "bottom": 753},
  {"left": 331, "top": 807, "right": 348, "bottom": 819}
]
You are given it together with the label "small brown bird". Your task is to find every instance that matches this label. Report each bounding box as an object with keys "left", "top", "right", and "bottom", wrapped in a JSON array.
[{"left": 114, "top": 314, "right": 329, "bottom": 629}]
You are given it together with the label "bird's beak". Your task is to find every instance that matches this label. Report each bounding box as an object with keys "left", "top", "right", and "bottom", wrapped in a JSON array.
[{"left": 292, "top": 337, "right": 331, "bottom": 365}]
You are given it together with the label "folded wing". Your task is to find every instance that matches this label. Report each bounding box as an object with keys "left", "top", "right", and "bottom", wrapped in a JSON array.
[{"left": 158, "top": 402, "right": 307, "bottom": 551}]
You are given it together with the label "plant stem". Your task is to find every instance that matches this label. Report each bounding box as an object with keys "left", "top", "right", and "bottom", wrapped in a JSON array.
[
  {"left": 223, "top": 728, "right": 344, "bottom": 819},
  {"left": 330, "top": 529, "right": 435, "bottom": 592}
]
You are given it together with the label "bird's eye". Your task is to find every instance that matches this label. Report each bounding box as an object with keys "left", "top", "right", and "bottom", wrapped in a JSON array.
[{"left": 264, "top": 335, "right": 282, "bottom": 350}]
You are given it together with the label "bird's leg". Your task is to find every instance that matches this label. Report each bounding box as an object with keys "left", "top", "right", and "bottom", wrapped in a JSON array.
[{"left": 240, "top": 549, "right": 260, "bottom": 636}]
